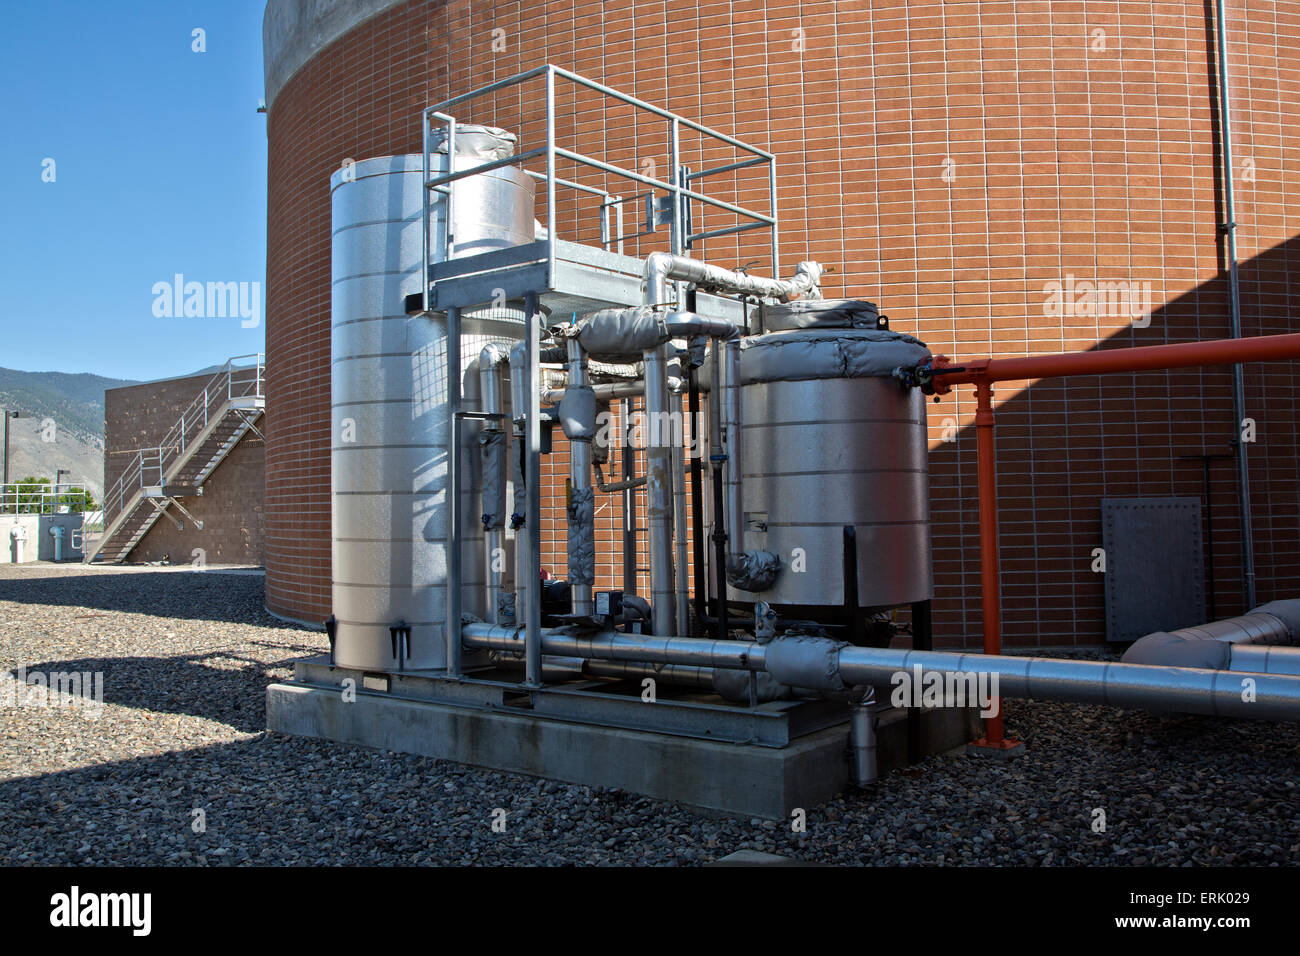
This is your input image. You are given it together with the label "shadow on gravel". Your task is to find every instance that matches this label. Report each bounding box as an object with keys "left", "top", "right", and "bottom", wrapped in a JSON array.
[
  {"left": 0, "top": 570, "right": 297, "bottom": 627},
  {"left": 9, "top": 647, "right": 317, "bottom": 733}
]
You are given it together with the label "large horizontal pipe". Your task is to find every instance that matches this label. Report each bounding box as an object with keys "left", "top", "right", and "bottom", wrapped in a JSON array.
[
  {"left": 461, "top": 623, "right": 1300, "bottom": 722},
  {"left": 1231, "top": 645, "right": 1300, "bottom": 677},
  {"left": 939, "top": 332, "right": 1300, "bottom": 386}
]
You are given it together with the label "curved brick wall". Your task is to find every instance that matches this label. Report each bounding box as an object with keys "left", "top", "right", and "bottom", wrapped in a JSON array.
[{"left": 265, "top": 0, "right": 1300, "bottom": 644}]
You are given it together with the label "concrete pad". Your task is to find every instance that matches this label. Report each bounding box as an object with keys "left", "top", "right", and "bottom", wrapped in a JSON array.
[{"left": 266, "top": 680, "right": 982, "bottom": 818}]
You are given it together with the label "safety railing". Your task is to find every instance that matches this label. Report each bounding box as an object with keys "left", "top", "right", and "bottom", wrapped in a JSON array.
[
  {"left": 419, "top": 65, "right": 779, "bottom": 311},
  {"left": 99, "top": 354, "right": 264, "bottom": 526},
  {"left": 0, "top": 481, "right": 93, "bottom": 515}
]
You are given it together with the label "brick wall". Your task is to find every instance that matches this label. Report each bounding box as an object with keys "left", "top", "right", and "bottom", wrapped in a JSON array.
[
  {"left": 265, "top": 0, "right": 1300, "bottom": 643},
  {"left": 104, "top": 374, "right": 265, "bottom": 565}
]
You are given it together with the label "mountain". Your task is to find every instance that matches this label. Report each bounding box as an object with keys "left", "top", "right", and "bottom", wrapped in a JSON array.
[{"left": 0, "top": 367, "right": 140, "bottom": 497}]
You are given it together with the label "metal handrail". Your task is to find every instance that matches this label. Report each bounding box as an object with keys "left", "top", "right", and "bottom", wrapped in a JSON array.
[
  {"left": 99, "top": 354, "right": 264, "bottom": 527},
  {"left": 419, "top": 66, "right": 779, "bottom": 292},
  {"left": 0, "top": 481, "right": 92, "bottom": 515}
]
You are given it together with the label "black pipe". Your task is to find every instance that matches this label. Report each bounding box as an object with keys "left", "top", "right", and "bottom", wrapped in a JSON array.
[
  {"left": 710, "top": 458, "right": 729, "bottom": 640},
  {"left": 621, "top": 397, "right": 637, "bottom": 595},
  {"left": 688, "top": 370, "right": 707, "bottom": 630}
]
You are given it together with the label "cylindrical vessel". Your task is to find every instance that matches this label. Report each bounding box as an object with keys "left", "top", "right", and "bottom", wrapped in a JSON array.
[
  {"left": 330, "top": 147, "right": 534, "bottom": 670},
  {"left": 719, "top": 324, "right": 934, "bottom": 617}
]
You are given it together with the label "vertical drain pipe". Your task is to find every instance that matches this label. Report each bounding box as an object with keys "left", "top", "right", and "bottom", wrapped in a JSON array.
[
  {"left": 1213, "top": 0, "right": 1256, "bottom": 609},
  {"left": 478, "top": 344, "right": 510, "bottom": 623},
  {"left": 445, "top": 305, "right": 463, "bottom": 677},
  {"left": 565, "top": 338, "right": 595, "bottom": 617},
  {"left": 524, "top": 292, "right": 543, "bottom": 684},
  {"left": 643, "top": 344, "right": 677, "bottom": 635},
  {"left": 621, "top": 397, "right": 638, "bottom": 596},
  {"left": 849, "top": 690, "right": 878, "bottom": 787}
]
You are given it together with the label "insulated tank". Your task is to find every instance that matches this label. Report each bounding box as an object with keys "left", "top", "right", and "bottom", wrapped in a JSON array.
[
  {"left": 722, "top": 304, "right": 934, "bottom": 620},
  {"left": 330, "top": 132, "right": 534, "bottom": 671}
]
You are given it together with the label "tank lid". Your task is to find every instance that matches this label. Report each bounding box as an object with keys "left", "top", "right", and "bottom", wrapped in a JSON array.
[
  {"left": 736, "top": 328, "right": 931, "bottom": 385},
  {"left": 758, "top": 298, "right": 881, "bottom": 332}
]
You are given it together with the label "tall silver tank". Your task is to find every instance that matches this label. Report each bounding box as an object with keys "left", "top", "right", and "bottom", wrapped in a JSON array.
[
  {"left": 722, "top": 316, "right": 933, "bottom": 614},
  {"left": 330, "top": 137, "right": 534, "bottom": 671}
]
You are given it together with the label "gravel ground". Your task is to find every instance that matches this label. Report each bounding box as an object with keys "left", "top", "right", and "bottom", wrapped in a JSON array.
[{"left": 1, "top": 562, "right": 1297, "bottom": 866}]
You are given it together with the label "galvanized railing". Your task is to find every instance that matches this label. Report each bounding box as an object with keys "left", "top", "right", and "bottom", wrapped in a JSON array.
[
  {"left": 99, "top": 354, "right": 264, "bottom": 527},
  {"left": 0, "top": 480, "right": 92, "bottom": 515},
  {"left": 419, "top": 65, "right": 779, "bottom": 311}
]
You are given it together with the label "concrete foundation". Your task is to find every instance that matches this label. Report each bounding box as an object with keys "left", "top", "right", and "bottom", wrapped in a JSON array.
[{"left": 267, "top": 660, "right": 981, "bottom": 819}]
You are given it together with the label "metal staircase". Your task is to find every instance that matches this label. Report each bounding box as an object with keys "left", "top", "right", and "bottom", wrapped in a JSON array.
[{"left": 86, "top": 355, "right": 264, "bottom": 564}]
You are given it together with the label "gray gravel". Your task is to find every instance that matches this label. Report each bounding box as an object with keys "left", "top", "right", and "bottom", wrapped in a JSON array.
[{"left": 1, "top": 562, "right": 1297, "bottom": 866}]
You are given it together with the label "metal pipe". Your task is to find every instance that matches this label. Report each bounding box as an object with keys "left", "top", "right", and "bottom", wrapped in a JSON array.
[
  {"left": 508, "top": 342, "right": 530, "bottom": 623},
  {"left": 593, "top": 462, "right": 646, "bottom": 494},
  {"left": 973, "top": 380, "right": 1010, "bottom": 747},
  {"left": 460, "top": 623, "right": 1300, "bottom": 722},
  {"left": 445, "top": 306, "right": 463, "bottom": 677},
  {"left": 479, "top": 344, "right": 510, "bottom": 624},
  {"left": 849, "top": 693, "right": 878, "bottom": 787},
  {"left": 565, "top": 338, "right": 594, "bottom": 617},
  {"left": 937, "top": 332, "right": 1300, "bottom": 386},
  {"left": 644, "top": 253, "right": 821, "bottom": 311},
  {"left": 621, "top": 397, "right": 637, "bottom": 597},
  {"left": 1213, "top": 0, "right": 1256, "bottom": 609},
  {"left": 671, "top": 426, "right": 690, "bottom": 636},
  {"left": 582, "top": 659, "right": 715, "bottom": 689},
  {"left": 543, "top": 379, "right": 645, "bottom": 404},
  {"left": 1231, "top": 645, "right": 1300, "bottom": 677},
  {"left": 642, "top": 344, "right": 677, "bottom": 635},
  {"left": 688, "top": 361, "right": 707, "bottom": 626},
  {"left": 721, "top": 337, "right": 744, "bottom": 558},
  {"left": 524, "top": 292, "right": 543, "bottom": 684}
]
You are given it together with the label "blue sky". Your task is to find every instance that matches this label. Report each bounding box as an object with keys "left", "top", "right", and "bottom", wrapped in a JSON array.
[{"left": 0, "top": 0, "right": 267, "bottom": 381}]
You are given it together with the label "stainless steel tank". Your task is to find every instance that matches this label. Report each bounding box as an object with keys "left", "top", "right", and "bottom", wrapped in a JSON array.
[
  {"left": 330, "top": 143, "right": 534, "bottom": 671},
  {"left": 721, "top": 324, "right": 933, "bottom": 614}
]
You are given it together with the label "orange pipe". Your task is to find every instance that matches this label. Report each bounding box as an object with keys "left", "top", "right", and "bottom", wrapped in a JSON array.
[
  {"left": 950, "top": 330, "right": 1300, "bottom": 750},
  {"left": 972, "top": 380, "right": 1010, "bottom": 747},
  {"left": 941, "top": 331, "right": 1300, "bottom": 386}
]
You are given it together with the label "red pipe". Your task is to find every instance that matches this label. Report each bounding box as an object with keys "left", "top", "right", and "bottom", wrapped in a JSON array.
[
  {"left": 944, "top": 331, "right": 1300, "bottom": 752},
  {"left": 939, "top": 331, "right": 1300, "bottom": 386}
]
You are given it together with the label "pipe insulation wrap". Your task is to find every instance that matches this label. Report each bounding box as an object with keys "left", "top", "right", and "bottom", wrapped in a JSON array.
[
  {"left": 566, "top": 485, "right": 596, "bottom": 586},
  {"left": 645, "top": 253, "right": 824, "bottom": 308},
  {"left": 759, "top": 298, "right": 882, "bottom": 332},
  {"left": 478, "top": 431, "right": 507, "bottom": 528},
  {"left": 736, "top": 328, "right": 931, "bottom": 385},
  {"left": 557, "top": 384, "right": 597, "bottom": 441},
  {"left": 763, "top": 635, "right": 849, "bottom": 691},
  {"left": 1122, "top": 601, "right": 1300, "bottom": 669}
]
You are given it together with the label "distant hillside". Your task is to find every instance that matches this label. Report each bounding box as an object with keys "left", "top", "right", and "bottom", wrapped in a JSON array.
[{"left": 0, "top": 367, "right": 140, "bottom": 497}]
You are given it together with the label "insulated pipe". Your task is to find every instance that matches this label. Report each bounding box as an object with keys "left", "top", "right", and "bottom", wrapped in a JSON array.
[
  {"left": 445, "top": 305, "right": 463, "bottom": 677},
  {"left": 671, "top": 428, "right": 691, "bottom": 636},
  {"left": 642, "top": 344, "right": 677, "bottom": 635},
  {"left": 565, "top": 338, "right": 595, "bottom": 616},
  {"left": 1213, "top": 0, "right": 1255, "bottom": 609},
  {"left": 721, "top": 337, "right": 744, "bottom": 558},
  {"left": 644, "top": 253, "right": 823, "bottom": 310},
  {"left": 1231, "top": 645, "right": 1300, "bottom": 677},
  {"left": 508, "top": 341, "right": 530, "bottom": 624},
  {"left": 542, "top": 379, "right": 647, "bottom": 404},
  {"left": 621, "top": 397, "right": 638, "bottom": 596},
  {"left": 479, "top": 343, "right": 511, "bottom": 623},
  {"left": 523, "top": 292, "right": 543, "bottom": 684},
  {"left": 460, "top": 623, "right": 1300, "bottom": 722}
]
